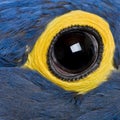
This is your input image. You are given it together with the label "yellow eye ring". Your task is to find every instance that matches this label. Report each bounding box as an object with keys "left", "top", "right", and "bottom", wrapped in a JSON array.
[{"left": 24, "top": 10, "right": 115, "bottom": 94}]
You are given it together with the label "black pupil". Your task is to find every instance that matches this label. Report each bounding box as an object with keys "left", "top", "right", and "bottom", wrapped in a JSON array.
[{"left": 53, "top": 30, "right": 98, "bottom": 73}]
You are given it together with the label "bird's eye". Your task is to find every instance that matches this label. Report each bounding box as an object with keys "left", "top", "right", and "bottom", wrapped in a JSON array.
[
  {"left": 24, "top": 10, "right": 115, "bottom": 94},
  {"left": 48, "top": 26, "right": 103, "bottom": 81}
]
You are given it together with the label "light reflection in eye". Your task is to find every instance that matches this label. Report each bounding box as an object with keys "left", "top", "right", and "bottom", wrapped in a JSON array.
[{"left": 70, "top": 43, "right": 82, "bottom": 53}]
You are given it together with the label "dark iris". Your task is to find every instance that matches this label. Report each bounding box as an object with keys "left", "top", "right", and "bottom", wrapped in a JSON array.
[
  {"left": 53, "top": 31, "right": 98, "bottom": 73},
  {"left": 48, "top": 26, "right": 103, "bottom": 81}
]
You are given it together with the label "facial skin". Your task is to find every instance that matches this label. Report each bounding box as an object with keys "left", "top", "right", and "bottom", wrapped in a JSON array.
[{"left": 0, "top": 0, "right": 120, "bottom": 120}]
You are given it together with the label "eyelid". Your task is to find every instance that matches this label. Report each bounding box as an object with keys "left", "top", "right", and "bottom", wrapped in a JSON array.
[{"left": 24, "top": 10, "right": 115, "bottom": 94}]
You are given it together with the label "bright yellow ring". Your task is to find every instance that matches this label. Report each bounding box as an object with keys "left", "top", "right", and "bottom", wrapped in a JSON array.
[{"left": 24, "top": 10, "right": 115, "bottom": 94}]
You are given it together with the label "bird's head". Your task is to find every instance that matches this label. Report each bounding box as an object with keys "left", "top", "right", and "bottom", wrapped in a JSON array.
[
  {"left": 0, "top": 0, "right": 119, "bottom": 95},
  {"left": 1, "top": 1, "right": 120, "bottom": 120}
]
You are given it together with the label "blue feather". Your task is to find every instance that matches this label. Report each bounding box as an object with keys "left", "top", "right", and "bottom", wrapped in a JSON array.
[
  {"left": 0, "top": 67, "right": 120, "bottom": 119},
  {"left": 0, "top": 0, "right": 120, "bottom": 67},
  {"left": 0, "top": 0, "right": 120, "bottom": 119}
]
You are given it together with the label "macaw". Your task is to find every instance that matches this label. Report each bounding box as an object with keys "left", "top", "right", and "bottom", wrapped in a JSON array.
[{"left": 0, "top": 0, "right": 120, "bottom": 120}]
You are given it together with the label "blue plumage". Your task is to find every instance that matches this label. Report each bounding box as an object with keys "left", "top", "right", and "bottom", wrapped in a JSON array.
[
  {"left": 0, "top": 0, "right": 120, "bottom": 67},
  {"left": 0, "top": 0, "right": 120, "bottom": 120}
]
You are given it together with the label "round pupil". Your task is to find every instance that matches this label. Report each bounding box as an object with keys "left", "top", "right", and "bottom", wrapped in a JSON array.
[{"left": 53, "top": 30, "right": 98, "bottom": 73}]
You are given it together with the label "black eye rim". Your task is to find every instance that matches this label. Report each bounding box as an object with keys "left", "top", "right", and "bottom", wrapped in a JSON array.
[{"left": 47, "top": 25, "right": 103, "bottom": 81}]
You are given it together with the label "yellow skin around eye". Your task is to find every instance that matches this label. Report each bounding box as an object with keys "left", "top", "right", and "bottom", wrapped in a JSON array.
[{"left": 24, "top": 10, "right": 115, "bottom": 94}]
